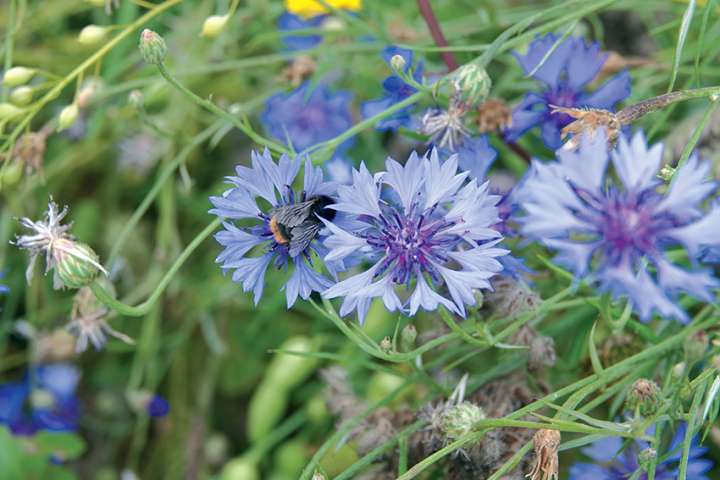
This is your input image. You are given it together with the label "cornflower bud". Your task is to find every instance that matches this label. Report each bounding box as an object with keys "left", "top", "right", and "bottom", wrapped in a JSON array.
[
  {"left": 10, "top": 86, "right": 33, "bottom": 106},
  {"left": 139, "top": 29, "right": 167, "bottom": 65},
  {"left": 78, "top": 25, "right": 109, "bottom": 45},
  {"left": 454, "top": 63, "right": 492, "bottom": 107},
  {"left": 3, "top": 66, "right": 35, "bottom": 87},
  {"left": 657, "top": 164, "right": 676, "bottom": 182},
  {"left": 201, "top": 15, "right": 229, "bottom": 38},
  {"left": 58, "top": 104, "right": 79, "bottom": 131},
  {"left": 390, "top": 54, "right": 406, "bottom": 72},
  {"left": 440, "top": 401, "right": 485, "bottom": 442},
  {"left": 0, "top": 102, "right": 24, "bottom": 121},
  {"left": 379, "top": 336, "right": 393, "bottom": 353},
  {"left": 683, "top": 330, "right": 708, "bottom": 364},
  {"left": 626, "top": 379, "right": 661, "bottom": 416},
  {"left": 400, "top": 324, "right": 417, "bottom": 352}
]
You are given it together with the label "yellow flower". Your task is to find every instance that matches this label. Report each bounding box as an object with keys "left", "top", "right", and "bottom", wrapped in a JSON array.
[{"left": 285, "top": 0, "right": 362, "bottom": 18}]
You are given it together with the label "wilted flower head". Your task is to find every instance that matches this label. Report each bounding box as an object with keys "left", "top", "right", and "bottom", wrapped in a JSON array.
[
  {"left": 506, "top": 34, "right": 631, "bottom": 149},
  {"left": 261, "top": 82, "right": 353, "bottom": 153},
  {"left": 569, "top": 424, "right": 712, "bottom": 479},
  {"left": 421, "top": 98, "right": 470, "bottom": 152},
  {"left": 517, "top": 131, "right": 720, "bottom": 322},
  {"left": 14, "top": 200, "right": 107, "bottom": 289},
  {"left": 68, "top": 282, "right": 134, "bottom": 353},
  {"left": 210, "top": 150, "right": 340, "bottom": 307},
  {"left": 0, "top": 363, "right": 81, "bottom": 435},
  {"left": 321, "top": 149, "right": 506, "bottom": 322},
  {"left": 361, "top": 46, "right": 424, "bottom": 131}
]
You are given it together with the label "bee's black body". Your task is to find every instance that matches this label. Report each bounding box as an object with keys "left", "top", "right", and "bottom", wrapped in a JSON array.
[{"left": 269, "top": 195, "right": 336, "bottom": 257}]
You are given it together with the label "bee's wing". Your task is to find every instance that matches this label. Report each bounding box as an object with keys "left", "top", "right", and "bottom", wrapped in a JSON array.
[
  {"left": 288, "top": 220, "right": 322, "bottom": 257},
  {"left": 271, "top": 200, "right": 316, "bottom": 228}
]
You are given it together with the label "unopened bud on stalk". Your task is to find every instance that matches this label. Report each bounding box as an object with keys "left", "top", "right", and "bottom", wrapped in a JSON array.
[
  {"left": 10, "top": 86, "right": 33, "bottom": 106},
  {"left": 684, "top": 330, "right": 708, "bottom": 364},
  {"left": 379, "top": 336, "right": 392, "bottom": 353},
  {"left": 400, "top": 324, "right": 417, "bottom": 351},
  {"left": 0, "top": 102, "right": 24, "bottom": 121},
  {"left": 390, "top": 54, "right": 406, "bottom": 72},
  {"left": 76, "top": 79, "right": 102, "bottom": 109},
  {"left": 139, "top": 29, "right": 167, "bottom": 65},
  {"left": 441, "top": 401, "right": 485, "bottom": 441},
  {"left": 626, "top": 379, "right": 660, "bottom": 416},
  {"left": 3, "top": 66, "right": 35, "bottom": 87},
  {"left": 672, "top": 362, "right": 687, "bottom": 379},
  {"left": 58, "top": 104, "right": 79, "bottom": 131},
  {"left": 78, "top": 25, "right": 109, "bottom": 45},
  {"left": 638, "top": 448, "right": 657, "bottom": 471},
  {"left": 53, "top": 239, "right": 103, "bottom": 289},
  {"left": 657, "top": 164, "right": 676, "bottom": 182},
  {"left": 454, "top": 63, "right": 491, "bottom": 107},
  {"left": 201, "top": 15, "right": 229, "bottom": 38}
]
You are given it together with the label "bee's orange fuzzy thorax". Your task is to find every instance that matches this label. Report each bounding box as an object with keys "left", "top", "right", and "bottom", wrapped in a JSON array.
[{"left": 269, "top": 216, "right": 289, "bottom": 244}]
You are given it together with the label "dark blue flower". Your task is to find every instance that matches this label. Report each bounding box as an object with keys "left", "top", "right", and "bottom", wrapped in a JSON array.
[
  {"left": 278, "top": 12, "right": 325, "bottom": 51},
  {"left": 517, "top": 131, "right": 720, "bottom": 322},
  {"left": 321, "top": 149, "right": 507, "bottom": 323},
  {"left": 261, "top": 82, "right": 354, "bottom": 154},
  {"left": 506, "top": 34, "right": 631, "bottom": 149},
  {"left": 146, "top": 395, "right": 170, "bottom": 418},
  {"left": 361, "top": 46, "right": 424, "bottom": 131},
  {"left": 0, "top": 363, "right": 81, "bottom": 436},
  {"left": 210, "top": 150, "right": 340, "bottom": 307},
  {"left": 569, "top": 424, "right": 712, "bottom": 479}
]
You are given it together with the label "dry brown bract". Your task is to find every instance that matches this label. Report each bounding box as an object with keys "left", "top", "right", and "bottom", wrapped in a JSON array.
[
  {"left": 477, "top": 98, "right": 513, "bottom": 133},
  {"left": 527, "top": 429, "right": 560, "bottom": 480},
  {"left": 550, "top": 105, "right": 620, "bottom": 150},
  {"left": 282, "top": 55, "right": 317, "bottom": 87}
]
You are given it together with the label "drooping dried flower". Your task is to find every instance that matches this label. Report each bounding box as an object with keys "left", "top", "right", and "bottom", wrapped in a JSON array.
[
  {"left": 550, "top": 105, "right": 621, "bottom": 149},
  {"left": 477, "top": 98, "right": 513, "bottom": 133},
  {"left": 527, "top": 429, "right": 560, "bottom": 480},
  {"left": 67, "top": 282, "right": 134, "bottom": 352}
]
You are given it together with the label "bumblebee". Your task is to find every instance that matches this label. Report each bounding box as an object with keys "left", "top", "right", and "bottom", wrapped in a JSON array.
[{"left": 269, "top": 195, "right": 336, "bottom": 257}]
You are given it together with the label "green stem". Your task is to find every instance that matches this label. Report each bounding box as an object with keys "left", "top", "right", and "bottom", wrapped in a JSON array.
[
  {"left": 91, "top": 218, "right": 221, "bottom": 316},
  {"left": 617, "top": 85, "right": 720, "bottom": 124},
  {"left": 155, "top": 62, "right": 288, "bottom": 154}
]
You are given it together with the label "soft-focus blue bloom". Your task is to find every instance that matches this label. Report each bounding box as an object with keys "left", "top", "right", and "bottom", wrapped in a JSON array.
[
  {"left": 321, "top": 149, "right": 507, "bottom": 323},
  {"left": 0, "top": 363, "right": 81, "bottom": 436},
  {"left": 441, "top": 135, "right": 497, "bottom": 184},
  {"left": 506, "top": 34, "right": 631, "bottom": 149},
  {"left": 361, "top": 46, "right": 424, "bottom": 131},
  {"left": 261, "top": 82, "right": 354, "bottom": 153},
  {"left": 0, "top": 271, "right": 8, "bottom": 294},
  {"left": 325, "top": 156, "right": 353, "bottom": 185},
  {"left": 569, "top": 424, "right": 712, "bottom": 479},
  {"left": 147, "top": 395, "right": 170, "bottom": 418},
  {"left": 210, "top": 150, "right": 339, "bottom": 307},
  {"left": 277, "top": 12, "right": 325, "bottom": 51},
  {"left": 517, "top": 131, "right": 720, "bottom": 322}
]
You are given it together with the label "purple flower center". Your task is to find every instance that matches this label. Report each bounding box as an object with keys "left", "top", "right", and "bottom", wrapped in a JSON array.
[{"left": 364, "top": 204, "right": 455, "bottom": 285}]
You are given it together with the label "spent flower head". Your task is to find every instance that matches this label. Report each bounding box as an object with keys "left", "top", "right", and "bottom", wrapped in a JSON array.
[
  {"left": 68, "top": 281, "right": 134, "bottom": 352},
  {"left": 506, "top": 34, "right": 631, "bottom": 149},
  {"left": 517, "top": 131, "right": 720, "bottom": 322},
  {"left": 321, "top": 149, "right": 506, "bottom": 322},
  {"left": 14, "top": 200, "right": 107, "bottom": 289}
]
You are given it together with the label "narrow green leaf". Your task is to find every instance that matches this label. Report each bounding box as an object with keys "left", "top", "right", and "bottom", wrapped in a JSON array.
[{"left": 668, "top": 0, "right": 696, "bottom": 92}]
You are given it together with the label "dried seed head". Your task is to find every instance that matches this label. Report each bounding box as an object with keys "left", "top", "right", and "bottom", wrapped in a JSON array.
[
  {"left": 476, "top": 98, "right": 513, "bottom": 133},
  {"left": 485, "top": 278, "right": 541, "bottom": 318},
  {"left": 421, "top": 94, "right": 471, "bottom": 151},
  {"left": 550, "top": 105, "right": 620, "bottom": 150},
  {"left": 440, "top": 401, "right": 485, "bottom": 442},
  {"left": 529, "top": 335, "right": 556, "bottom": 371},
  {"left": 527, "top": 429, "right": 560, "bottom": 480},
  {"left": 626, "top": 379, "right": 661, "bottom": 416},
  {"left": 68, "top": 281, "right": 133, "bottom": 352}
]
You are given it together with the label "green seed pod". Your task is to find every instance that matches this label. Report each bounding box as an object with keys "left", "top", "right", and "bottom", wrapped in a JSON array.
[
  {"left": 246, "top": 382, "right": 288, "bottom": 442},
  {"left": 306, "top": 393, "right": 329, "bottom": 426},
  {"left": 201, "top": 15, "right": 229, "bottom": 38},
  {"left": 57, "top": 104, "right": 79, "bottom": 131},
  {"left": 274, "top": 439, "right": 308, "bottom": 477},
  {"left": 3, "top": 67, "right": 35, "bottom": 87},
  {"left": 53, "top": 239, "right": 103, "bottom": 289},
  {"left": 139, "top": 29, "right": 167, "bottom": 65},
  {"left": 441, "top": 401, "right": 485, "bottom": 442},
  {"left": 10, "top": 86, "right": 33, "bottom": 106},
  {"left": 625, "top": 379, "right": 660, "bottom": 416},
  {"left": 0, "top": 160, "right": 24, "bottom": 188},
  {"left": 0, "top": 102, "right": 24, "bottom": 121},
  {"left": 78, "top": 25, "right": 109, "bottom": 45},
  {"left": 265, "top": 336, "right": 319, "bottom": 390},
  {"left": 220, "top": 455, "right": 260, "bottom": 480}
]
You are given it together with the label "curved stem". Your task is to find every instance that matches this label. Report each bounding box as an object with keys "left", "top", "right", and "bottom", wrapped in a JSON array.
[
  {"left": 91, "top": 218, "right": 221, "bottom": 317},
  {"left": 155, "top": 62, "right": 288, "bottom": 154}
]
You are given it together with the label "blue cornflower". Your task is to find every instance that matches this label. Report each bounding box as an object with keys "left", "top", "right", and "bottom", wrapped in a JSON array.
[
  {"left": 517, "top": 131, "right": 720, "bottom": 322},
  {"left": 261, "top": 82, "right": 354, "bottom": 153},
  {"left": 569, "top": 425, "right": 712, "bottom": 479},
  {"left": 321, "top": 149, "right": 507, "bottom": 322},
  {"left": 277, "top": 12, "right": 325, "bottom": 51},
  {"left": 361, "top": 46, "right": 424, "bottom": 131},
  {"left": 210, "top": 150, "right": 340, "bottom": 307},
  {"left": 506, "top": 34, "right": 631, "bottom": 149},
  {"left": 441, "top": 135, "right": 497, "bottom": 184},
  {"left": 0, "top": 363, "right": 81, "bottom": 436}
]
